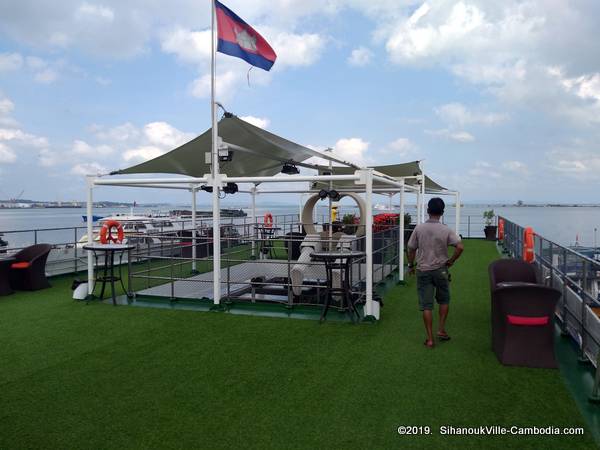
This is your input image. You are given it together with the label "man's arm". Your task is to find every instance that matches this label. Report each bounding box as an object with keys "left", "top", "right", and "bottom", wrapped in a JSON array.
[
  {"left": 446, "top": 242, "right": 464, "bottom": 267},
  {"left": 407, "top": 248, "right": 417, "bottom": 274}
]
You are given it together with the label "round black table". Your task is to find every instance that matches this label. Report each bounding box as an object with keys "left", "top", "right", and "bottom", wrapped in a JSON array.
[
  {"left": 311, "top": 251, "right": 365, "bottom": 322},
  {"left": 254, "top": 225, "right": 281, "bottom": 259},
  {"left": 83, "top": 243, "right": 135, "bottom": 305},
  {"left": 0, "top": 256, "right": 15, "bottom": 296}
]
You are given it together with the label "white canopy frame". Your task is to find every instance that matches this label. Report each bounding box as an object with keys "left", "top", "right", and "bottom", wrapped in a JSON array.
[{"left": 85, "top": 165, "right": 460, "bottom": 320}]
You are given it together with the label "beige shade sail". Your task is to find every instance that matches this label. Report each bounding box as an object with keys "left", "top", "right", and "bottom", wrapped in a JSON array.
[{"left": 111, "top": 114, "right": 358, "bottom": 178}]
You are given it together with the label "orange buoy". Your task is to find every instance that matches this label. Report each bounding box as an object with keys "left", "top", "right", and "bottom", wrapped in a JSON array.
[
  {"left": 498, "top": 218, "right": 505, "bottom": 241},
  {"left": 264, "top": 212, "right": 273, "bottom": 228},
  {"left": 523, "top": 226, "right": 535, "bottom": 263},
  {"left": 100, "top": 220, "right": 124, "bottom": 244}
]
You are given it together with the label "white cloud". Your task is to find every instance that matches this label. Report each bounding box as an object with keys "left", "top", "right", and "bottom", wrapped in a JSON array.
[
  {"left": 143, "top": 121, "right": 193, "bottom": 148},
  {"left": 160, "top": 27, "right": 212, "bottom": 65},
  {"left": 427, "top": 128, "right": 475, "bottom": 143},
  {"left": 34, "top": 68, "right": 58, "bottom": 84},
  {"left": 546, "top": 148, "right": 600, "bottom": 180},
  {"left": 435, "top": 102, "right": 508, "bottom": 126},
  {"left": 71, "top": 162, "right": 109, "bottom": 176},
  {"left": 38, "top": 148, "right": 60, "bottom": 167},
  {"left": 0, "top": 142, "right": 17, "bottom": 164},
  {"left": 76, "top": 3, "right": 115, "bottom": 22},
  {"left": 190, "top": 71, "right": 239, "bottom": 101},
  {"left": 0, "top": 96, "right": 15, "bottom": 116},
  {"left": 122, "top": 146, "right": 165, "bottom": 163},
  {"left": 268, "top": 31, "right": 326, "bottom": 68},
  {"left": 240, "top": 115, "right": 270, "bottom": 129},
  {"left": 93, "top": 122, "right": 140, "bottom": 142},
  {"left": 72, "top": 139, "right": 114, "bottom": 156},
  {"left": 348, "top": 46, "right": 373, "bottom": 67},
  {"left": 0, "top": 52, "right": 23, "bottom": 72},
  {"left": 25, "top": 56, "right": 46, "bottom": 70},
  {"left": 502, "top": 160, "right": 529, "bottom": 175},
  {"left": 384, "top": 137, "right": 417, "bottom": 158},
  {"left": 332, "top": 137, "right": 370, "bottom": 165}
]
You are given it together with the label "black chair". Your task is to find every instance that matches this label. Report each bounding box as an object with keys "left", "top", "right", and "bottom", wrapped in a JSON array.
[
  {"left": 489, "top": 259, "right": 560, "bottom": 368},
  {"left": 9, "top": 244, "right": 52, "bottom": 291}
]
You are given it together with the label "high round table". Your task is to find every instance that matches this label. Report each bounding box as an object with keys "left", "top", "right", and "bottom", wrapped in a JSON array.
[
  {"left": 83, "top": 243, "right": 135, "bottom": 305},
  {"left": 254, "top": 225, "right": 281, "bottom": 259},
  {"left": 0, "top": 255, "right": 15, "bottom": 296},
  {"left": 311, "top": 250, "right": 365, "bottom": 322}
]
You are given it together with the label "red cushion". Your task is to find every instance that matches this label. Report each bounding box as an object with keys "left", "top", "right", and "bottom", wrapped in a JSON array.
[
  {"left": 507, "top": 315, "right": 549, "bottom": 326},
  {"left": 11, "top": 261, "right": 31, "bottom": 269}
]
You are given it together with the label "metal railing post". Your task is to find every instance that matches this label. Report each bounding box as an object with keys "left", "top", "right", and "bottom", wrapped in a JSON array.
[{"left": 579, "top": 259, "right": 589, "bottom": 363}]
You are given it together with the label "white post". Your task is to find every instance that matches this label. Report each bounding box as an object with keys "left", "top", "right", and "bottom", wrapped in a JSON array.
[
  {"left": 399, "top": 180, "right": 405, "bottom": 283},
  {"left": 421, "top": 173, "right": 426, "bottom": 223},
  {"left": 210, "top": 0, "right": 221, "bottom": 305},
  {"left": 416, "top": 189, "right": 422, "bottom": 225},
  {"left": 455, "top": 191, "right": 461, "bottom": 236},
  {"left": 388, "top": 193, "right": 393, "bottom": 211},
  {"left": 251, "top": 186, "right": 257, "bottom": 258},
  {"left": 86, "top": 176, "right": 94, "bottom": 296},
  {"left": 364, "top": 168, "right": 375, "bottom": 319},
  {"left": 191, "top": 185, "right": 197, "bottom": 272}
]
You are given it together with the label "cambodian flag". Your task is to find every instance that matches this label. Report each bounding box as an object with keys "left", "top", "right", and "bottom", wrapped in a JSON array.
[{"left": 215, "top": 0, "right": 277, "bottom": 71}]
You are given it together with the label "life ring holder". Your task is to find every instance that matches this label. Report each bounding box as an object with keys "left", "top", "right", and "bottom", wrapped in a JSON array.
[
  {"left": 523, "top": 226, "right": 535, "bottom": 263},
  {"left": 498, "top": 218, "right": 505, "bottom": 241},
  {"left": 100, "top": 220, "right": 125, "bottom": 244},
  {"left": 264, "top": 213, "right": 274, "bottom": 228}
]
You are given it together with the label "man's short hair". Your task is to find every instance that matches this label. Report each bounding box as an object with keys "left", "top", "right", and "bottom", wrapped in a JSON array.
[{"left": 427, "top": 197, "right": 445, "bottom": 216}]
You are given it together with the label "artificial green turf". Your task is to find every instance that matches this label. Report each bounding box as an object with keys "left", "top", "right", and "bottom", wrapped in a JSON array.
[{"left": 0, "top": 240, "right": 596, "bottom": 449}]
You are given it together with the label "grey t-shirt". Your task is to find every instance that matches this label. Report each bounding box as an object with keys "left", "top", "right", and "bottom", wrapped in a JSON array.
[{"left": 407, "top": 219, "right": 461, "bottom": 271}]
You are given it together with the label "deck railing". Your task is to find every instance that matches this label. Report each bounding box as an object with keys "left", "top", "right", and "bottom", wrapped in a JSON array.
[{"left": 500, "top": 216, "right": 600, "bottom": 401}]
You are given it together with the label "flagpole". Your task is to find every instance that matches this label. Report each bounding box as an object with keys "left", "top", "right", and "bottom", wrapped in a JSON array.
[{"left": 211, "top": 0, "right": 222, "bottom": 306}]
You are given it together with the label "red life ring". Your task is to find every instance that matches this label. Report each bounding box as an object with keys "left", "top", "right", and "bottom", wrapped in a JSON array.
[
  {"left": 100, "top": 220, "right": 124, "bottom": 244},
  {"left": 523, "top": 227, "right": 535, "bottom": 263},
  {"left": 264, "top": 212, "right": 273, "bottom": 228},
  {"left": 498, "top": 218, "right": 505, "bottom": 241}
]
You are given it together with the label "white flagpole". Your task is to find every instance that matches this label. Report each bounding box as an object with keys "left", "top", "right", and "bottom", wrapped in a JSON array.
[{"left": 211, "top": 0, "right": 222, "bottom": 306}]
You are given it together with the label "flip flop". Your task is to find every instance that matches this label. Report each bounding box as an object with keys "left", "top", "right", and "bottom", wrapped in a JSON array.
[
  {"left": 424, "top": 339, "right": 435, "bottom": 348},
  {"left": 437, "top": 332, "right": 451, "bottom": 341}
]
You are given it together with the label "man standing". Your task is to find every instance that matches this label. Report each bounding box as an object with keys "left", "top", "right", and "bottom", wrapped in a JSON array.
[{"left": 407, "top": 198, "right": 464, "bottom": 348}]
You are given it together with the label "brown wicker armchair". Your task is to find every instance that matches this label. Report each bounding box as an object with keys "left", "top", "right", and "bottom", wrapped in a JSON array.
[
  {"left": 489, "top": 259, "right": 561, "bottom": 368},
  {"left": 9, "top": 244, "right": 52, "bottom": 291}
]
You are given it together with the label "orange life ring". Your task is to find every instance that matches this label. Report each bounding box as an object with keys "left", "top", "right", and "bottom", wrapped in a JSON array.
[
  {"left": 100, "top": 220, "right": 124, "bottom": 244},
  {"left": 523, "top": 226, "right": 535, "bottom": 263},
  {"left": 498, "top": 218, "right": 505, "bottom": 241},
  {"left": 264, "top": 212, "right": 273, "bottom": 228}
]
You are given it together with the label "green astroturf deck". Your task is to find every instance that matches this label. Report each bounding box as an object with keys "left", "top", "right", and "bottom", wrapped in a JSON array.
[{"left": 0, "top": 240, "right": 597, "bottom": 449}]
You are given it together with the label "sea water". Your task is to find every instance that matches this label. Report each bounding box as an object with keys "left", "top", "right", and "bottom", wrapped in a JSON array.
[{"left": 1, "top": 205, "right": 599, "bottom": 249}]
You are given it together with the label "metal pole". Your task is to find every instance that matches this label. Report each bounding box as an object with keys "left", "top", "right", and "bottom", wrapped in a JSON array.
[
  {"left": 420, "top": 172, "right": 426, "bottom": 224},
  {"left": 251, "top": 186, "right": 257, "bottom": 258},
  {"left": 364, "top": 169, "right": 375, "bottom": 319},
  {"left": 191, "top": 186, "right": 197, "bottom": 273},
  {"left": 399, "top": 181, "right": 405, "bottom": 283},
  {"left": 86, "top": 176, "right": 94, "bottom": 296},
  {"left": 455, "top": 192, "right": 461, "bottom": 236},
  {"left": 211, "top": 0, "right": 221, "bottom": 306},
  {"left": 416, "top": 189, "right": 421, "bottom": 225},
  {"left": 388, "top": 193, "right": 393, "bottom": 211}
]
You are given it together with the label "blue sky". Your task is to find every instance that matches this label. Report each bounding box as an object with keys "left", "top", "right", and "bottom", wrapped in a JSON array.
[{"left": 1, "top": 0, "right": 600, "bottom": 205}]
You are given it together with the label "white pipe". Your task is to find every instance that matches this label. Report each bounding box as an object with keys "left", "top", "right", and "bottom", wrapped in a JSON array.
[
  {"left": 251, "top": 186, "right": 257, "bottom": 258},
  {"left": 388, "top": 193, "right": 393, "bottom": 211},
  {"left": 421, "top": 172, "right": 426, "bottom": 223},
  {"left": 364, "top": 168, "right": 374, "bottom": 318},
  {"left": 416, "top": 188, "right": 422, "bottom": 225},
  {"left": 399, "top": 182, "right": 405, "bottom": 282},
  {"left": 210, "top": 0, "right": 221, "bottom": 306},
  {"left": 455, "top": 191, "right": 461, "bottom": 236},
  {"left": 222, "top": 174, "right": 360, "bottom": 184},
  {"left": 86, "top": 176, "right": 94, "bottom": 296},
  {"left": 91, "top": 183, "right": 193, "bottom": 190},
  {"left": 94, "top": 178, "right": 208, "bottom": 185},
  {"left": 191, "top": 186, "right": 197, "bottom": 272}
]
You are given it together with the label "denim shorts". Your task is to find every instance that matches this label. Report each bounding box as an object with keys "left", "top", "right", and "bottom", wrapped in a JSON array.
[{"left": 416, "top": 267, "right": 450, "bottom": 311}]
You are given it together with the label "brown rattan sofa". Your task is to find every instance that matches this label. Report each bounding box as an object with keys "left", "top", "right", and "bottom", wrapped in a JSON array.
[
  {"left": 9, "top": 244, "right": 52, "bottom": 291},
  {"left": 489, "top": 259, "right": 561, "bottom": 368}
]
